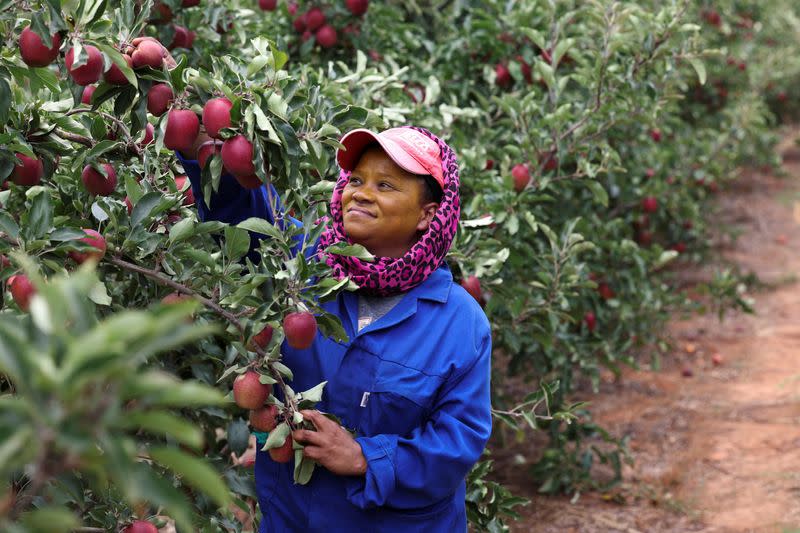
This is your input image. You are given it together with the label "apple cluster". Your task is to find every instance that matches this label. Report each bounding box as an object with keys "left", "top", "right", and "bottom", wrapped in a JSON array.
[
  {"left": 286, "top": 0, "right": 369, "bottom": 49},
  {"left": 230, "top": 312, "right": 316, "bottom": 463}
]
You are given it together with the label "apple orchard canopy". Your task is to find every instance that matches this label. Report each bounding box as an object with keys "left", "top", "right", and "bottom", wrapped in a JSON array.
[
  {"left": 319, "top": 126, "right": 461, "bottom": 296},
  {"left": 336, "top": 127, "right": 445, "bottom": 190}
]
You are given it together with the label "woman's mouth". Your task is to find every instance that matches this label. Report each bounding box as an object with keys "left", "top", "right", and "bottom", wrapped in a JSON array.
[{"left": 347, "top": 207, "right": 376, "bottom": 218}]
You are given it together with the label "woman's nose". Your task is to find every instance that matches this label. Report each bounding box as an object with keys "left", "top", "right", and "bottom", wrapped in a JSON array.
[{"left": 352, "top": 188, "right": 374, "bottom": 202}]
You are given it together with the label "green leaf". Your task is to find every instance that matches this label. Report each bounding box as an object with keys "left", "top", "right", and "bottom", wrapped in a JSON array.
[
  {"left": 324, "top": 242, "right": 374, "bottom": 261},
  {"left": 0, "top": 211, "right": 20, "bottom": 239},
  {"left": 120, "top": 411, "right": 205, "bottom": 450},
  {"left": 169, "top": 217, "right": 196, "bottom": 244},
  {"left": 85, "top": 139, "right": 120, "bottom": 160},
  {"left": 298, "top": 381, "right": 327, "bottom": 403},
  {"left": 150, "top": 446, "right": 231, "bottom": 508},
  {"left": 271, "top": 361, "right": 293, "bottom": 381},
  {"left": 130, "top": 191, "right": 163, "bottom": 228},
  {"left": 293, "top": 454, "right": 316, "bottom": 485},
  {"left": 88, "top": 280, "right": 112, "bottom": 306},
  {"left": 262, "top": 422, "right": 291, "bottom": 450},
  {"left": 688, "top": 57, "right": 707, "bottom": 85},
  {"left": 237, "top": 217, "right": 284, "bottom": 241},
  {"left": 585, "top": 180, "right": 608, "bottom": 207},
  {"left": 24, "top": 191, "right": 53, "bottom": 240},
  {"left": 122, "top": 371, "right": 227, "bottom": 407},
  {"left": 224, "top": 225, "right": 251, "bottom": 262},
  {"left": 19, "top": 506, "right": 80, "bottom": 533}
]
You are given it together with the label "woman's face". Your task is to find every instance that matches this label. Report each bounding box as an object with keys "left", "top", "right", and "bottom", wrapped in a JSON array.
[{"left": 342, "top": 147, "right": 439, "bottom": 258}]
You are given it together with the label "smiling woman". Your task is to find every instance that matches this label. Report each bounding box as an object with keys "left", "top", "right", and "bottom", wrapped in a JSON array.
[{"left": 175, "top": 126, "right": 492, "bottom": 533}]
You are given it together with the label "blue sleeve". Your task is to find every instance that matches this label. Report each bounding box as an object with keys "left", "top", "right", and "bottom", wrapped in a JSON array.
[
  {"left": 345, "top": 331, "right": 493, "bottom": 509},
  {"left": 175, "top": 151, "right": 307, "bottom": 258}
]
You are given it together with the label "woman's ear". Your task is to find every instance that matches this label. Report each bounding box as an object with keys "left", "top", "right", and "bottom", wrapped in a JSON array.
[{"left": 416, "top": 202, "right": 439, "bottom": 232}]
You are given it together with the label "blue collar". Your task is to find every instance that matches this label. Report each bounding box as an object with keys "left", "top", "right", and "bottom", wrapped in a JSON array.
[{"left": 342, "top": 263, "right": 453, "bottom": 338}]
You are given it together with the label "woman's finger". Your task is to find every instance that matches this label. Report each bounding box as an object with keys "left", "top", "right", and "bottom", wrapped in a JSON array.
[{"left": 292, "top": 428, "right": 325, "bottom": 447}]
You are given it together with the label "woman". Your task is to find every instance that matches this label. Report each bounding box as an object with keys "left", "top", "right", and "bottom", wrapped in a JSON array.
[{"left": 177, "top": 126, "right": 492, "bottom": 532}]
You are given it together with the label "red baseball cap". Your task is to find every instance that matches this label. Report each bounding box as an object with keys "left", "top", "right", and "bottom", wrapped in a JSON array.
[{"left": 336, "top": 127, "right": 444, "bottom": 190}]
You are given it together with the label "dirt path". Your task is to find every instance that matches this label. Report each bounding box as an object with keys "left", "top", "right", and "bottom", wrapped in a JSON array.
[{"left": 496, "top": 127, "right": 800, "bottom": 533}]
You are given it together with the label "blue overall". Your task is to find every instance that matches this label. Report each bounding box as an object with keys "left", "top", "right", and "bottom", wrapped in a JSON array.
[{"left": 178, "top": 154, "right": 493, "bottom": 532}]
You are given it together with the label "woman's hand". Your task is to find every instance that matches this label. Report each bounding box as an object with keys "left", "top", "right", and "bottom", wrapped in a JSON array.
[{"left": 292, "top": 410, "right": 367, "bottom": 476}]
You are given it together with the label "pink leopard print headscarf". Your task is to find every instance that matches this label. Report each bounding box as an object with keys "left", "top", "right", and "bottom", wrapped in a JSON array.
[{"left": 317, "top": 126, "right": 460, "bottom": 296}]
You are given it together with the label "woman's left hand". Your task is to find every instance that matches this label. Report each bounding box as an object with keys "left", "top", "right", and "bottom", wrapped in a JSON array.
[{"left": 292, "top": 410, "right": 367, "bottom": 476}]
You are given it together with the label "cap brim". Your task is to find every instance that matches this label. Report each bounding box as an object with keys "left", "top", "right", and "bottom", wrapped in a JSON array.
[{"left": 337, "top": 129, "right": 430, "bottom": 177}]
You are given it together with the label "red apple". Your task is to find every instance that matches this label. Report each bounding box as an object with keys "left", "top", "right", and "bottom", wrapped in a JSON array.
[
  {"left": 68, "top": 229, "right": 106, "bottom": 264},
  {"left": 122, "top": 520, "right": 158, "bottom": 533},
  {"left": 7, "top": 274, "right": 35, "bottom": 311},
  {"left": 301, "top": 30, "right": 313, "bottom": 42},
  {"left": 11, "top": 153, "right": 43, "bottom": 186},
  {"left": 636, "top": 230, "right": 653, "bottom": 246},
  {"left": 147, "top": 83, "right": 174, "bottom": 116},
  {"left": 671, "top": 242, "right": 687, "bottom": 254},
  {"left": 315, "top": 25, "right": 337, "bottom": 48},
  {"left": 650, "top": 128, "right": 662, "bottom": 142},
  {"left": 164, "top": 109, "right": 200, "bottom": 152},
  {"left": 161, "top": 292, "right": 190, "bottom": 306},
  {"left": 0, "top": 256, "right": 10, "bottom": 269},
  {"left": 169, "top": 25, "right": 192, "bottom": 49},
  {"left": 221, "top": 135, "right": 256, "bottom": 177},
  {"left": 461, "top": 275, "right": 482, "bottom": 303},
  {"left": 81, "top": 85, "right": 96, "bottom": 105},
  {"left": 645, "top": 168, "right": 655, "bottom": 179},
  {"left": 202, "top": 97, "right": 233, "bottom": 139},
  {"left": 81, "top": 163, "right": 117, "bottom": 196},
  {"left": 305, "top": 8, "right": 326, "bottom": 31},
  {"left": 283, "top": 312, "right": 317, "bottom": 350},
  {"left": 131, "top": 39, "right": 164, "bottom": 69},
  {"left": 485, "top": 159, "right": 494, "bottom": 170},
  {"left": 139, "top": 123, "right": 155, "bottom": 146},
  {"left": 124, "top": 196, "right": 133, "bottom": 215},
  {"left": 597, "top": 282, "right": 615, "bottom": 300},
  {"left": 259, "top": 0, "right": 278, "bottom": 10},
  {"left": 235, "top": 174, "right": 263, "bottom": 189},
  {"left": 104, "top": 54, "right": 133, "bottom": 85},
  {"left": 19, "top": 27, "right": 62, "bottom": 68},
  {"left": 346, "top": 0, "right": 368, "bottom": 16},
  {"left": 511, "top": 163, "right": 530, "bottom": 192},
  {"left": 233, "top": 370, "right": 272, "bottom": 409},
  {"left": 494, "top": 63, "right": 512, "bottom": 88},
  {"left": 65, "top": 45, "right": 104, "bottom": 85},
  {"left": 198, "top": 141, "right": 226, "bottom": 171},
  {"left": 248, "top": 325, "right": 274, "bottom": 350},
  {"left": 539, "top": 151, "right": 558, "bottom": 172},
  {"left": 269, "top": 435, "right": 294, "bottom": 463},
  {"left": 249, "top": 404, "right": 279, "bottom": 431},
  {"left": 174, "top": 175, "right": 194, "bottom": 205},
  {"left": 153, "top": 1, "right": 173, "bottom": 22},
  {"left": 584, "top": 311, "right": 596, "bottom": 332},
  {"left": 641, "top": 196, "right": 658, "bottom": 213},
  {"left": 293, "top": 15, "right": 307, "bottom": 33}
]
